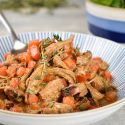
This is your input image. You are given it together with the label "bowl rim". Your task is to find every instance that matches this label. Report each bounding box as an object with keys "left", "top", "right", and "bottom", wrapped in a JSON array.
[
  {"left": 0, "top": 31, "right": 125, "bottom": 117},
  {"left": 0, "top": 31, "right": 125, "bottom": 49},
  {"left": 0, "top": 97, "right": 124, "bottom": 118},
  {"left": 86, "top": 0, "right": 125, "bottom": 21}
]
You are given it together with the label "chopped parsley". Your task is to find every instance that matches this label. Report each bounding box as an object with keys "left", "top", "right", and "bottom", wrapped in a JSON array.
[
  {"left": 43, "top": 69, "right": 48, "bottom": 74},
  {"left": 79, "top": 105, "right": 85, "bottom": 111},
  {"left": 53, "top": 34, "right": 62, "bottom": 41},
  {"left": 40, "top": 49, "right": 47, "bottom": 60},
  {"left": 34, "top": 75, "right": 41, "bottom": 80},
  {"left": 72, "top": 48, "right": 80, "bottom": 57},
  {"left": 26, "top": 89, "right": 34, "bottom": 94},
  {"left": 48, "top": 101, "right": 55, "bottom": 108},
  {"left": 40, "top": 82, "right": 47, "bottom": 87},
  {"left": 41, "top": 37, "right": 51, "bottom": 48}
]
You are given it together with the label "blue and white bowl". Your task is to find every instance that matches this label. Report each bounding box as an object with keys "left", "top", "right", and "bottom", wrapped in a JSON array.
[
  {"left": 86, "top": 0, "right": 125, "bottom": 43},
  {"left": 0, "top": 32, "right": 125, "bottom": 125}
]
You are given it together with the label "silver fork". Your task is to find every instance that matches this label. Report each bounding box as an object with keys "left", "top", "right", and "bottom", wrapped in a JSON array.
[{"left": 0, "top": 11, "right": 27, "bottom": 54}]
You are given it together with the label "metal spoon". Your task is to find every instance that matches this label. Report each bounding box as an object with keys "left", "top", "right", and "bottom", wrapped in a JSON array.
[{"left": 0, "top": 11, "right": 27, "bottom": 54}]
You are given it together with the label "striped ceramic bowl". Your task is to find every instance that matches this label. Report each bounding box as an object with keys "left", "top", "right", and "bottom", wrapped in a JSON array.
[
  {"left": 0, "top": 32, "right": 125, "bottom": 125},
  {"left": 86, "top": 0, "right": 125, "bottom": 43}
]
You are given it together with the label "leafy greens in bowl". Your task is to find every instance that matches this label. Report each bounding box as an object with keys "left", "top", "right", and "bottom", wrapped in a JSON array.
[{"left": 91, "top": 0, "right": 125, "bottom": 8}]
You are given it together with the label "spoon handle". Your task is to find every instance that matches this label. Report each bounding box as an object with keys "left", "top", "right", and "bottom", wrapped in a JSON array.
[{"left": 0, "top": 11, "right": 19, "bottom": 41}]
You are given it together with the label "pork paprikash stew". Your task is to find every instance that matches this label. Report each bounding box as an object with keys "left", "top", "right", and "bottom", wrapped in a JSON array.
[{"left": 0, "top": 35, "right": 117, "bottom": 114}]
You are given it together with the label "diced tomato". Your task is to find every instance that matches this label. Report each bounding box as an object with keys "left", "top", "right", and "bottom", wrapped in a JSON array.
[
  {"left": 63, "top": 96, "right": 75, "bottom": 108},
  {"left": 105, "top": 71, "right": 112, "bottom": 81},
  {"left": 43, "top": 73, "right": 55, "bottom": 83},
  {"left": 76, "top": 72, "right": 91, "bottom": 83},
  {"left": 28, "top": 40, "right": 40, "bottom": 61},
  {"left": 64, "top": 43, "right": 72, "bottom": 54},
  {"left": 28, "top": 40, "right": 40, "bottom": 48},
  {"left": 105, "top": 91, "right": 117, "bottom": 102},
  {"left": 85, "top": 72, "right": 91, "bottom": 79},
  {"left": 63, "top": 57, "right": 76, "bottom": 69},
  {"left": 29, "top": 103, "right": 40, "bottom": 110},
  {"left": 17, "top": 52, "right": 32, "bottom": 64},
  {"left": 28, "top": 60, "right": 36, "bottom": 68},
  {"left": 93, "top": 57, "right": 102, "bottom": 63},
  {"left": 10, "top": 78, "right": 19, "bottom": 88},
  {"left": 17, "top": 67, "right": 26, "bottom": 76},
  {"left": 0, "top": 66, "right": 7, "bottom": 76},
  {"left": 29, "top": 45, "right": 40, "bottom": 61},
  {"left": 0, "top": 100, "right": 5, "bottom": 109},
  {"left": 91, "top": 64, "right": 99, "bottom": 72},
  {"left": 25, "top": 68, "right": 31, "bottom": 74},
  {"left": 25, "top": 52, "right": 31, "bottom": 64},
  {"left": 76, "top": 74, "right": 86, "bottom": 83},
  {"left": 7, "top": 66, "right": 17, "bottom": 77},
  {"left": 10, "top": 105, "right": 23, "bottom": 112},
  {"left": 4, "top": 52, "right": 10, "bottom": 59},
  {"left": 28, "top": 94, "right": 39, "bottom": 104}
]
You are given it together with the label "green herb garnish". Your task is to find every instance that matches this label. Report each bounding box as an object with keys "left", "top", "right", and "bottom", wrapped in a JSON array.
[
  {"left": 41, "top": 37, "right": 51, "bottom": 48},
  {"left": 26, "top": 89, "right": 34, "bottom": 94},
  {"left": 53, "top": 34, "right": 62, "bottom": 41},
  {"left": 40, "top": 82, "right": 47, "bottom": 87},
  {"left": 41, "top": 50, "right": 47, "bottom": 60},
  {"left": 72, "top": 48, "right": 80, "bottom": 57},
  {"left": 34, "top": 75, "right": 41, "bottom": 80},
  {"left": 48, "top": 101, "right": 55, "bottom": 108},
  {"left": 79, "top": 105, "right": 85, "bottom": 111}
]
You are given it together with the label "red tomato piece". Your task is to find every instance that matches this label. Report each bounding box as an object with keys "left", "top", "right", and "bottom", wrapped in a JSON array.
[
  {"left": 28, "top": 94, "right": 39, "bottom": 104},
  {"left": 29, "top": 103, "right": 40, "bottom": 110},
  {"left": 85, "top": 72, "right": 91, "bottom": 79},
  {"left": 63, "top": 57, "right": 76, "bottom": 69},
  {"left": 91, "top": 64, "right": 99, "bottom": 72},
  {"left": 7, "top": 66, "right": 17, "bottom": 77},
  {"left": 28, "top": 40, "right": 40, "bottom": 48},
  {"left": 10, "top": 105, "right": 23, "bottom": 112},
  {"left": 29, "top": 45, "right": 40, "bottom": 61},
  {"left": 28, "top": 60, "right": 36, "bottom": 68},
  {"left": 76, "top": 74, "right": 86, "bottom": 83},
  {"left": 0, "top": 100, "right": 5, "bottom": 109},
  {"left": 17, "top": 67, "right": 26, "bottom": 76},
  {"left": 105, "top": 71, "right": 112, "bottom": 81},
  {"left": 25, "top": 52, "right": 31, "bottom": 64},
  {"left": 10, "top": 78, "right": 19, "bottom": 88},
  {"left": 28, "top": 40, "right": 40, "bottom": 61},
  {"left": 63, "top": 96, "right": 75, "bottom": 108},
  {"left": 25, "top": 68, "right": 31, "bottom": 74},
  {"left": 0, "top": 66, "right": 7, "bottom": 76},
  {"left": 43, "top": 73, "right": 55, "bottom": 83}
]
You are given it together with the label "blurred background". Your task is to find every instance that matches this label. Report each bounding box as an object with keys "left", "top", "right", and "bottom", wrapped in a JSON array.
[{"left": 0, "top": 0, "right": 89, "bottom": 35}]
